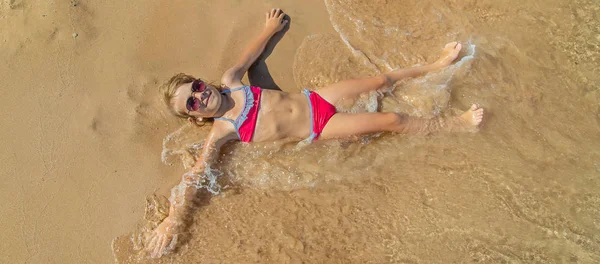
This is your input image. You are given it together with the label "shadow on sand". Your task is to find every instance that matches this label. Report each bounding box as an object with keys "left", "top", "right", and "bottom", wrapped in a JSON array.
[{"left": 247, "top": 15, "right": 291, "bottom": 91}]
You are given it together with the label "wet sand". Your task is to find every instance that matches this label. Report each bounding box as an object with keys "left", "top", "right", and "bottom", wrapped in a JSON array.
[{"left": 1, "top": 0, "right": 599, "bottom": 263}]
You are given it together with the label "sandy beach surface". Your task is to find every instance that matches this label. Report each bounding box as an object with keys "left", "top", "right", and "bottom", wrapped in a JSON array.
[{"left": 1, "top": 0, "right": 599, "bottom": 263}]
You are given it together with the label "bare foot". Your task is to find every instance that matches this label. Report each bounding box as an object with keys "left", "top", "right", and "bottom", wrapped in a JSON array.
[
  {"left": 434, "top": 41, "right": 462, "bottom": 68},
  {"left": 458, "top": 104, "right": 484, "bottom": 128}
]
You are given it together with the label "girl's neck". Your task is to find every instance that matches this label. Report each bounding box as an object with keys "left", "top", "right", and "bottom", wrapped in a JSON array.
[{"left": 213, "top": 93, "right": 236, "bottom": 118}]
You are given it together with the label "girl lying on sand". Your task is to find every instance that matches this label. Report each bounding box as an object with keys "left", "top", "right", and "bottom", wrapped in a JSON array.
[{"left": 147, "top": 8, "right": 483, "bottom": 257}]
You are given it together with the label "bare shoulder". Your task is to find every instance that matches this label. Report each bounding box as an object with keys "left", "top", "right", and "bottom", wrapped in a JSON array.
[
  {"left": 221, "top": 68, "right": 245, "bottom": 89},
  {"left": 198, "top": 122, "right": 238, "bottom": 164},
  {"left": 208, "top": 120, "right": 239, "bottom": 143}
]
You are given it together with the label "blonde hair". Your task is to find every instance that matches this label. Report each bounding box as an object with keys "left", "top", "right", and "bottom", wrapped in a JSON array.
[
  {"left": 160, "top": 73, "right": 216, "bottom": 126},
  {"left": 160, "top": 73, "right": 196, "bottom": 118}
]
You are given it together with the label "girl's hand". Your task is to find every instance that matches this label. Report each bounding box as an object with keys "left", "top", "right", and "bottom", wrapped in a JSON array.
[
  {"left": 265, "top": 8, "right": 288, "bottom": 34},
  {"left": 191, "top": 162, "right": 204, "bottom": 175},
  {"left": 146, "top": 215, "right": 185, "bottom": 258}
]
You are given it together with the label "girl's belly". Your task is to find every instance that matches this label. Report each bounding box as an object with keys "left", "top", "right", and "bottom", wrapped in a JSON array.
[{"left": 252, "top": 92, "right": 312, "bottom": 142}]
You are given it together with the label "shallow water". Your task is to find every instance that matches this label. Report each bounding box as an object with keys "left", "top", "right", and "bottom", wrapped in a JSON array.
[{"left": 113, "top": 0, "right": 600, "bottom": 262}]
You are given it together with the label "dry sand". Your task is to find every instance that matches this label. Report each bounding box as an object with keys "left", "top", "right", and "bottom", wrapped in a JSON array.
[{"left": 2, "top": 0, "right": 600, "bottom": 263}]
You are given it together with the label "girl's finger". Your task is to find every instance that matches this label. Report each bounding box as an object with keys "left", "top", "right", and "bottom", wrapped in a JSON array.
[
  {"left": 147, "top": 235, "right": 158, "bottom": 256},
  {"left": 147, "top": 235, "right": 158, "bottom": 252},
  {"left": 271, "top": 8, "right": 276, "bottom": 17},
  {"left": 265, "top": 12, "right": 269, "bottom": 20},
  {"left": 144, "top": 233, "right": 152, "bottom": 246},
  {"left": 150, "top": 236, "right": 159, "bottom": 257},
  {"left": 158, "top": 236, "right": 171, "bottom": 257},
  {"left": 278, "top": 12, "right": 285, "bottom": 19},
  {"left": 167, "top": 234, "right": 179, "bottom": 251},
  {"left": 152, "top": 235, "right": 165, "bottom": 258}
]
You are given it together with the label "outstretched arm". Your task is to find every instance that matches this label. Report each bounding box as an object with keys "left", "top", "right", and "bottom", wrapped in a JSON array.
[
  {"left": 166, "top": 129, "right": 232, "bottom": 219},
  {"left": 146, "top": 127, "right": 234, "bottom": 258},
  {"left": 221, "top": 8, "right": 288, "bottom": 87}
]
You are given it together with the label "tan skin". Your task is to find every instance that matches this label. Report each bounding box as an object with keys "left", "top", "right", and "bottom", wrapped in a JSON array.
[{"left": 146, "top": 8, "right": 484, "bottom": 258}]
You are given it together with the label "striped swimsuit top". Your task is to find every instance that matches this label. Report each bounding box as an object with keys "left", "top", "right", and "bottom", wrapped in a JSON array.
[{"left": 215, "top": 85, "right": 262, "bottom": 142}]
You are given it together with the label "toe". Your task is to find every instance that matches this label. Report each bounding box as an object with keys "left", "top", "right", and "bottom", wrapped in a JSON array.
[
  {"left": 470, "top": 104, "right": 478, "bottom": 111},
  {"left": 455, "top": 43, "right": 462, "bottom": 51},
  {"left": 445, "top": 41, "right": 457, "bottom": 49}
]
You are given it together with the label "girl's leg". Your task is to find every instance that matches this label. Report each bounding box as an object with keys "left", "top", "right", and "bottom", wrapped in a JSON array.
[
  {"left": 319, "top": 104, "right": 483, "bottom": 140},
  {"left": 314, "top": 75, "right": 388, "bottom": 106},
  {"left": 315, "top": 42, "right": 463, "bottom": 105}
]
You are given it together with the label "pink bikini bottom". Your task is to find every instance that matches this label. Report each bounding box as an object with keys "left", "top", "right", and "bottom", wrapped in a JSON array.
[{"left": 302, "top": 89, "right": 337, "bottom": 141}]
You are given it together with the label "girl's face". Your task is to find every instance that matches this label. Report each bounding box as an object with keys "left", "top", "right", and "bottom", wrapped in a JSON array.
[{"left": 172, "top": 80, "right": 222, "bottom": 118}]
